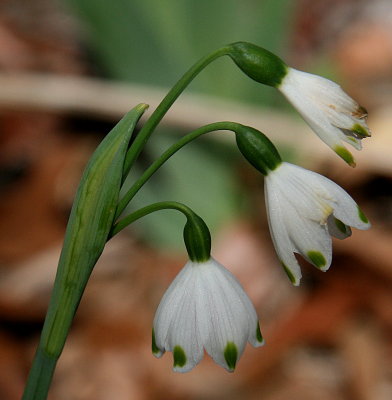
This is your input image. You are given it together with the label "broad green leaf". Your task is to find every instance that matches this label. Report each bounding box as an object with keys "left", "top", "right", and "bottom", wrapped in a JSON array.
[{"left": 65, "top": 0, "right": 295, "bottom": 105}]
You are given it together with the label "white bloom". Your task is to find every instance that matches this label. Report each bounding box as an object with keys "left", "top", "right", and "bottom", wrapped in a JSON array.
[
  {"left": 152, "top": 257, "right": 264, "bottom": 372},
  {"left": 278, "top": 68, "right": 370, "bottom": 166},
  {"left": 264, "top": 162, "right": 370, "bottom": 286}
]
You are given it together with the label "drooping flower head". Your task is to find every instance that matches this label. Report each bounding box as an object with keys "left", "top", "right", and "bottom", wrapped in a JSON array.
[
  {"left": 151, "top": 206, "right": 263, "bottom": 372},
  {"left": 234, "top": 126, "right": 370, "bottom": 285},
  {"left": 152, "top": 257, "right": 264, "bottom": 372},
  {"left": 227, "top": 42, "right": 370, "bottom": 166},
  {"left": 278, "top": 68, "right": 370, "bottom": 166},
  {"left": 264, "top": 162, "right": 370, "bottom": 285}
]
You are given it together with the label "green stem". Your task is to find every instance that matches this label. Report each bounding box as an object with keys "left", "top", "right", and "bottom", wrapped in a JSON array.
[
  {"left": 122, "top": 45, "right": 231, "bottom": 177},
  {"left": 110, "top": 201, "right": 212, "bottom": 262},
  {"left": 111, "top": 201, "right": 201, "bottom": 237},
  {"left": 21, "top": 348, "right": 57, "bottom": 400},
  {"left": 116, "top": 121, "right": 241, "bottom": 219},
  {"left": 22, "top": 265, "right": 94, "bottom": 400}
]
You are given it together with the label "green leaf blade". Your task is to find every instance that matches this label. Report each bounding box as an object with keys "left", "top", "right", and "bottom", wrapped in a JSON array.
[{"left": 42, "top": 103, "right": 148, "bottom": 356}]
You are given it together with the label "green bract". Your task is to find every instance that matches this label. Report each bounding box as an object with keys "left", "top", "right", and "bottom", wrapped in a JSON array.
[
  {"left": 22, "top": 104, "right": 148, "bottom": 400},
  {"left": 235, "top": 126, "right": 282, "bottom": 175},
  {"left": 228, "top": 42, "right": 288, "bottom": 87},
  {"left": 44, "top": 103, "right": 148, "bottom": 354}
]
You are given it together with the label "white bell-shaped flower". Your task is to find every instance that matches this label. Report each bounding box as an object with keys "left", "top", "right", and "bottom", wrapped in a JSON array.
[
  {"left": 278, "top": 68, "right": 370, "bottom": 166},
  {"left": 152, "top": 257, "right": 264, "bottom": 372},
  {"left": 264, "top": 162, "right": 370, "bottom": 285}
]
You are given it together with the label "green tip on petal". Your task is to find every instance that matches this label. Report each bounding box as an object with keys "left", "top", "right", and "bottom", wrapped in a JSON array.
[
  {"left": 173, "top": 346, "right": 187, "bottom": 368},
  {"left": 352, "top": 123, "right": 370, "bottom": 138},
  {"left": 335, "top": 218, "right": 349, "bottom": 234},
  {"left": 307, "top": 251, "right": 327, "bottom": 270},
  {"left": 281, "top": 261, "right": 298, "bottom": 285},
  {"left": 357, "top": 206, "right": 369, "bottom": 223},
  {"left": 334, "top": 145, "right": 356, "bottom": 167},
  {"left": 256, "top": 324, "right": 264, "bottom": 344},
  {"left": 152, "top": 329, "right": 160, "bottom": 355},
  {"left": 224, "top": 342, "right": 238, "bottom": 372}
]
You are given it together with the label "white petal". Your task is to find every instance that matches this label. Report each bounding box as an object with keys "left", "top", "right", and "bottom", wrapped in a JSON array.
[
  {"left": 308, "top": 172, "right": 371, "bottom": 230},
  {"left": 213, "top": 262, "right": 264, "bottom": 347},
  {"left": 265, "top": 175, "right": 302, "bottom": 285},
  {"left": 196, "top": 260, "right": 250, "bottom": 371},
  {"left": 272, "top": 163, "right": 333, "bottom": 222},
  {"left": 153, "top": 258, "right": 262, "bottom": 372},
  {"left": 283, "top": 199, "right": 332, "bottom": 271},
  {"left": 168, "top": 277, "right": 204, "bottom": 372},
  {"left": 278, "top": 68, "right": 370, "bottom": 162},
  {"left": 153, "top": 262, "right": 203, "bottom": 372},
  {"left": 153, "top": 265, "right": 191, "bottom": 351},
  {"left": 279, "top": 69, "right": 343, "bottom": 145},
  {"left": 271, "top": 164, "right": 333, "bottom": 270},
  {"left": 264, "top": 162, "right": 369, "bottom": 282}
]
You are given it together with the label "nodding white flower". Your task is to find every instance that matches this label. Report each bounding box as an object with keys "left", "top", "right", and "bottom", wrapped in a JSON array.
[
  {"left": 278, "top": 68, "right": 370, "bottom": 166},
  {"left": 264, "top": 162, "right": 370, "bottom": 286},
  {"left": 152, "top": 258, "right": 264, "bottom": 373}
]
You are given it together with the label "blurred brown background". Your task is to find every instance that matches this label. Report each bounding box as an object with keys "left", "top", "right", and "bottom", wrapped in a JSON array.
[{"left": 1, "top": 0, "right": 392, "bottom": 399}]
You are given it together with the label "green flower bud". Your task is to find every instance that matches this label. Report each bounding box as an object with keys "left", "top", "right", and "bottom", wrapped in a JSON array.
[
  {"left": 228, "top": 42, "right": 288, "bottom": 87},
  {"left": 183, "top": 213, "right": 211, "bottom": 262},
  {"left": 235, "top": 126, "right": 282, "bottom": 175}
]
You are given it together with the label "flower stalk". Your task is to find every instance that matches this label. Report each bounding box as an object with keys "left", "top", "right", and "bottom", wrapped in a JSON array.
[
  {"left": 117, "top": 121, "right": 239, "bottom": 219},
  {"left": 116, "top": 122, "right": 279, "bottom": 219},
  {"left": 122, "top": 45, "right": 232, "bottom": 177}
]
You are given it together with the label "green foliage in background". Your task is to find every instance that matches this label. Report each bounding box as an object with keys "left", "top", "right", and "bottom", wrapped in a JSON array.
[{"left": 65, "top": 0, "right": 295, "bottom": 104}]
